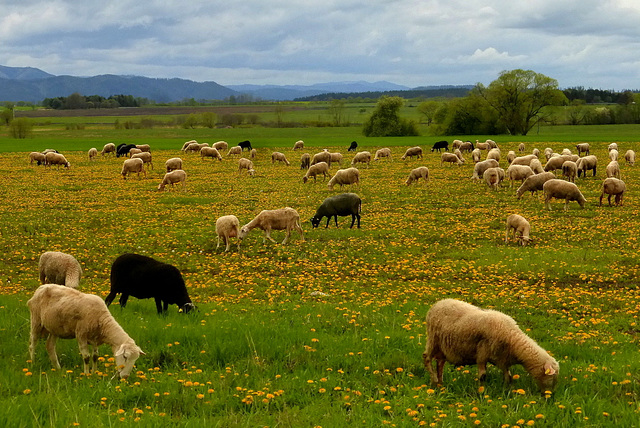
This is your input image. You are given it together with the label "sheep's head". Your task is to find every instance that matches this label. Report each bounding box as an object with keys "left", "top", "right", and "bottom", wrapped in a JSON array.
[
  {"left": 310, "top": 216, "right": 321, "bottom": 228},
  {"left": 535, "top": 360, "right": 559, "bottom": 393},
  {"left": 180, "top": 303, "right": 197, "bottom": 314},
  {"left": 238, "top": 226, "right": 250, "bottom": 240},
  {"left": 519, "top": 236, "right": 532, "bottom": 246},
  {"left": 114, "top": 343, "right": 145, "bottom": 379}
]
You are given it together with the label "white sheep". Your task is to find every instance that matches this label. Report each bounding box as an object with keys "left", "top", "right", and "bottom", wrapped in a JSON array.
[
  {"left": 405, "top": 166, "right": 429, "bottom": 185},
  {"left": 303, "top": 162, "right": 331, "bottom": 183},
  {"left": 271, "top": 152, "right": 290, "bottom": 166},
  {"left": 88, "top": 148, "right": 98, "bottom": 161},
  {"left": 181, "top": 140, "right": 198, "bottom": 151},
  {"left": 576, "top": 143, "right": 590, "bottom": 156},
  {"left": 158, "top": 169, "right": 187, "bottom": 191},
  {"left": 310, "top": 151, "right": 332, "bottom": 168},
  {"left": 505, "top": 214, "right": 532, "bottom": 245},
  {"left": 28, "top": 284, "right": 144, "bottom": 378},
  {"left": 441, "top": 152, "right": 463, "bottom": 166},
  {"left": 215, "top": 215, "right": 241, "bottom": 251},
  {"left": 45, "top": 152, "right": 70, "bottom": 169},
  {"left": 29, "top": 152, "right": 46, "bottom": 166},
  {"left": 544, "top": 148, "right": 554, "bottom": 161},
  {"left": 506, "top": 164, "right": 534, "bottom": 187},
  {"left": 451, "top": 140, "right": 463, "bottom": 151},
  {"left": 250, "top": 148, "right": 257, "bottom": 159},
  {"left": 609, "top": 149, "right": 619, "bottom": 162},
  {"left": 517, "top": 142, "right": 525, "bottom": 152},
  {"left": 374, "top": 148, "right": 392, "bottom": 161},
  {"left": 475, "top": 140, "right": 490, "bottom": 150},
  {"left": 543, "top": 179, "right": 587, "bottom": 210},
  {"left": 472, "top": 159, "right": 499, "bottom": 180},
  {"left": 510, "top": 154, "right": 537, "bottom": 166},
  {"left": 561, "top": 148, "right": 572, "bottom": 156},
  {"left": 454, "top": 148, "right": 466, "bottom": 163},
  {"left": 608, "top": 143, "right": 618, "bottom": 152},
  {"left": 165, "top": 157, "right": 183, "bottom": 172},
  {"left": 606, "top": 160, "right": 620, "bottom": 179},
  {"left": 327, "top": 167, "right": 360, "bottom": 189},
  {"left": 121, "top": 158, "right": 145, "bottom": 180},
  {"left": 213, "top": 141, "right": 228, "bottom": 152},
  {"left": 227, "top": 146, "right": 242, "bottom": 156},
  {"left": 599, "top": 177, "right": 626, "bottom": 206},
  {"left": 423, "top": 299, "right": 558, "bottom": 392},
  {"left": 135, "top": 144, "right": 151, "bottom": 152},
  {"left": 329, "top": 152, "right": 343, "bottom": 164},
  {"left": 351, "top": 151, "right": 372, "bottom": 166},
  {"left": 506, "top": 150, "right": 516, "bottom": 164},
  {"left": 472, "top": 148, "right": 482, "bottom": 163},
  {"left": 401, "top": 146, "right": 423, "bottom": 160},
  {"left": 516, "top": 172, "right": 555, "bottom": 199},
  {"left": 38, "top": 251, "right": 82, "bottom": 288},
  {"left": 131, "top": 152, "right": 153, "bottom": 170},
  {"left": 561, "top": 161, "right": 577, "bottom": 182},
  {"left": 238, "top": 158, "right": 254, "bottom": 174},
  {"left": 486, "top": 148, "right": 500, "bottom": 163},
  {"left": 201, "top": 146, "right": 222, "bottom": 161},
  {"left": 531, "top": 148, "right": 540, "bottom": 158},
  {"left": 293, "top": 140, "right": 304, "bottom": 150},
  {"left": 483, "top": 167, "right": 502, "bottom": 191},
  {"left": 101, "top": 143, "right": 116, "bottom": 156},
  {"left": 544, "top": 156, "right": 566, "bottom": 173},
  {"left": 576, "top": 155, "right": 598, "bottom": 178},
  {"left": 528, "top": 159, "right": 543, "bottom": 175},
  {"left": 238, "top": 207, "right": 304, "bottom": 244},
  {"left": 625, "top": 150, "right": 635, "bottom": 166},
  {"left": 128, "top": 148, "right": 143, "bottom": 157}
]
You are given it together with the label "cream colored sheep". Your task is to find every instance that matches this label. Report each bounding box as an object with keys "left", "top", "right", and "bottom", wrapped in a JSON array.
[
  {"left": 405, "top": 166, "right": 429, "bottom": 185},
  {"left": 227, "top": 146, "right": 242, "bottom": 156},
  {"left": 45, "top": 152, "right": 70, "bottom": 169},
  {"left": 238, "top": 207, "right": 304, "bottom": 244},
  {"left": 475, "top": 140, "right": 490, "bottom": 150},
  {"left": 135, "top": 144, "right": 150, "bottom": 152},
  {"left": 472, "top": 148, "right": 482, "bottom": 163},
  {"left": 215, "top": 215, "right": 241, "bottom": 251},
  {"left": 576, "top": 155, "right": 598, "bottom": 177},
  {"left": 575, "top": 143, "right": 590, "bottom": 156},
  {"left": 486, "top": 148, "right": 500, "bottom": 162},
  {"left": 441, "top": 152, "right": 463, "bottom": 166},
  {"left": 374, "top": 148, "right": 392, "bottom": 161},
  {"left": 608, "top": 143, "right": 618, "bottom": 152},
  {"left": 181, "top": 140, "right": 198, "bottom": 151},
  {"left": 543, "top": 179, "right": 587, "bottom": 210},
  {"left": 330, "top": 152, "right": 343, "bottom": 164},
  {"left": 29, "top": 152, "right": 46, "bottom": 166},
  {"left": 28, "top": 284, "right": 144, "bottom": 378},
  {"left": 38, "top": 251, "right": 82, "bottom": 288},
  {"left": 121, "top": 158, "right": 145, "bottom": 180},
  {"left": 185, "top": 142, "right": 201, "bottom": 153},
  {"left": 454, "top": 148, "right": 466, "bottom": 163},
  {"left": 472, "top": 159, "right": 499, "bottom": 180},
  {"left": 506, "top": 150, "right": 516, "bottom": 164},
  {"left": 515, "top": 172, "right": 555, "bottom": 199},
  {"left": 599, "top": 177, "right": 626, "bottom": 206},
  {"left": 510, "top": 154, "right": 537, "bottom": 166},
  {"left": 310, "top": 151, "right": 332, "bottom": 168},
  {"left": 250, "top": 148, "right": 257, "bottom": 159},
  {"left": 505, "top": 214, "right": 532, "bottom": 246},
  {"left": 351, "top": 151, "right": 371, "bottom": 166},
  {"left": 506, "top": 165, "right": 534, "bottom": 187},
  {"left": 401, "top": 146, "right": 423, "bottom": 160},
  {"left": 238, "top": 158, "right": 254, "bottom": 174},
  {"left": 561, "top": 148, "right": 572, "bottom": 156},
  {"left": 625, "top": 150, "right": 635, "bottom": 166},
  {"left": 158, "top": 169, "right": 186, "bottom": 191},
  {"left": 327, "top": 167, "right": 360, "bottom": 189},
  {"left": 561, "top": 161, "right": 577, "bottom": 182},
  {"left": 606, "top": 160, "right": 620, "bottom": 179},
  {"left": 201, "top": 146, "right": 222, "bottom": 161},
  {"left": 131, "top": 152, "right": 153, "bottom": 170},
  {"left": 101, "top": 143, "right": 116, "bottom": 156},
  {"left": 128, "top": 148, "right": 142, "bottom": 157},
  {"left": 543, "top": 148, "right": 553, "bottom": 161},
  {"left": 518, "top": 142, "right": 525, "bottom": 152},
  {"left": 293, "top": 140, "right": 304, "bottom": 150},
  {"left": 532, "top": 148, "right": 540, "bottom": 158},
  {"left": 88, "top": 148, "right": 98, "bottom": 161},
  {"left": 300, "top": 153, "right": 311, "bottom": 170},
  {"left": 423, "top": 299, "right": 559, "bottom": 392},
  {"left": 165, "top": 157, "right": 183, "bottom": 172},
  {"left": 544, "top": 156, "right": 565, "bottom": 173},
  {"left": 483, "top": 167, "right": 502, "bottom": 190},
  {"left": 609, "top": 149, "right": 619, "bottom": 162},
  {"left": 213, "top": 141, "right": 228, "bottom": 151},
  {"left": 451, "top": 139, "right": 463, "bottom": 151},
  {"left": 528, "top": 159, "right": 543, "bottom": 174},
  {"left": 303, "top": 162, "right": 331, "bottom": 183},
  {"left": 271, "top": 152, "right": 290, "bottom": 166}
]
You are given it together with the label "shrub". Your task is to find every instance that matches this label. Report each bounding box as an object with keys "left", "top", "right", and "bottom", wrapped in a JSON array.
[{"left": 9, "top": 118, "right": 33, "bottom": 139}]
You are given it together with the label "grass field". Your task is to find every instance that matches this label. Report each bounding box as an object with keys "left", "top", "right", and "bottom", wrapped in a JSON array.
[{"left": 0, "top": 120, "right": 639, "bottom": 427}]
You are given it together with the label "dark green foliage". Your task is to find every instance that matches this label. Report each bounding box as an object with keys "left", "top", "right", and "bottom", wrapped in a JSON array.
[{"left": 362, "top": 96, "right": 419, "bottom": 137}]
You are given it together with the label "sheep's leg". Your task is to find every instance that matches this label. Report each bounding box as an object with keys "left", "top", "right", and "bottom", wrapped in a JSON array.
[
  {"left": 333, "top": 215, "right": 339, "bottom": 228},
  {"left": 105, "top": 291, "right": 117, "bottom": 307},
  {"left": 350, "top": 214, "right": 356, "bottom": 229},
  {"left": 356, "top": 213, "right": 361, "bottom": 228},
  {"left": 264, "top": 228, "right": 276, "bottom": 243},
  {"left": 564, "top": 198, "right": 569, "bottom": 211},
  {"left": 295, "top": 221, "right": 305, "bottom": 241},
  {"left": 155, "top": 298, "right": 164, "bottom": 314},
  {"left": 436, "top": 358, "right": 446, "bottom": 385},
  {"left": 29, "top": 322, "right": 44, "bottom": 361},
  {"left": 225, "top": 235, "right": 231, "bottom": 252},
  {"left": 281, "top": 227, "right": 291, "bottom": 245},
  {"left": 78, "top": 340, "right": 92, "bottom": 375},
  {"left": 119, "top": 294, "right": 129, "bottom": 308},
  {"left": 45, "top": 335, "right": 61, "bottom": 370},
  {"left": 216, "top": 236, "right": 221, "bottom": 250},
  {"left": 91, "top": 345, "right": 99, "bottom": 373},
  {"left": 325, "top": 217, "right": 331, "bottom": 228}
]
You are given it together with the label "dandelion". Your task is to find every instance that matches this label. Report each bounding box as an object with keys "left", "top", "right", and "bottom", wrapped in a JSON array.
[{"left": 23, "top": 389, "right": 31, "bottom": 395}]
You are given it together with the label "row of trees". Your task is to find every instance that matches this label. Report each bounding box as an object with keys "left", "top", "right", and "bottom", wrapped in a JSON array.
[{"left": 42, "top": 93, "right": 148, "bottom": 110}]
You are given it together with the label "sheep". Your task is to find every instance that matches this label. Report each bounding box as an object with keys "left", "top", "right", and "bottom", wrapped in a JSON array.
[
  {"left": 135, "top": 144, "right": 150, "bottom": 152},
  {"left": 128, "top": 148, "right": 142, "bottom": 157},
  {"left": 293, "top": 140, "right": 304, "bottom": 150},
  {"left": 88, "top": 148, "right": 98, "bottom": 161},
  {"left": 510, "top": 154, "right": 537, "bottom": 166},
  {"left": 200, "top": 146, "right": 222, "bottom": 161},
  {"left": 506, "top": 150, "right": 516, "bottom": 164},
  {"left": 215, "top": 215, "right": 241, "bottom": 251},
  {"left": 518, "top": 142, "right": 525, "bottom": 152},
  {"left": 441, "top": 152, "right": 463, "bottom": 166},
  {"left": 515, "top": 172, "right": 555, "bottom": 199},
  {"left": 459, "top": 141, "right": 474, "bottom": 152},
  {"left": 625, "top": 150, "right": 636, "bottom": 166},
  {"left": 42, "top": 149, "right": 59, "bottom": 155},
  {"left": 347, "top": 141, "right": 358, "bottom": 151},
  {"left": 131, "top": 152, "right": 153, "bottom": 170},
  {"left": 38, "top": 251, "right": 82, "bottom": 289},
  {"left": 486, "top": 148, "right": 500, "bottom": 163},
  {"left": 105, "top": 253, "right": 195, "bottom": 313},
  {"left": 608, "top": 143, "right": 618, "bottom": 152},
  {"left": 401, "top": 146, "right": 423, "bottom": 160},
  {"left": 238, "top": 158, "right": 254, "bottom": 174},
  {"left": 576, "top": 143, "right": 590, "bottom": 156},
  {"left": 227, "top": 146, "right": 242, "bottom": 156},
  {"left": 247, "top": 168, "right": 256, "bottom": 176},
  {"left": 374, "top": 148, "right": 392, "bottom": 161},
  {"left": 300, "top": 153, "right": 311, "bottom": 170},
  {"left": 158, "top": 169, "right": 186, "bottom": 191},
  {"left": 472, "top": 148, "right": 482, "bottom": 163},
  {"left": 544, "top": 156, "right": 566, "bottom": 173},
  {"left": 483, "top": 167, "right": 502, "bottom": 190},
  {"left": 531, "top": 148, "right": 540, "bottom": 158},
  {"left": 238, "top": 140, "right": 253, "bottom": 151},
  {"left": 506, "top": 164, "right": 534, "bottom": 187},
  {"left": 599, "top": 177, "right": 626, "bottom": 206},
  {"left": 185, "top": 142, "right": 202, "bottom": 153},
  {"left": 165, "top": 157, "right": 183, "bottom": 172},
  {"left": 561, "top": 148, "right": 572, "bottom": 156},
  {"left": 45, "top": 152, "right": 70, "bottom": 169},
  {"left": 472, "top": 159, "right": 499, "bottom": 180},
  {"left": 181, "top": 140, "right": 198, "bottom": 151},
  {"left": 454, "top": 148, "right": 466, "bottom": 163},
  {"left": 328, "top": 167, "right": 360, "bottom": 189},
  {"left": 101, "top": 143, "right": 116, "bottom": 156},
  {"left": 28, "top": 284, "right": 144, "bottom": 378},
  {"left": 423, "top": 299, "right": 559, "bottom": 392},
  {"left": 606, "top": 160, "right": 620, "bottom": 179},
  {"left": 609, "top": 149, "right": 619, "bottom": 162},
  {"left": 431, "top": 140, "right": 448, "bottom": 152},
  {"left": 576, "top": 155, "right": 598, "bottom": 177},
  {"left": 561, "top": 161, "right": 577, "bottom": 182},
  {"left": 213, "top": 141, "right": 228, "bottom": 152},
  {"left": 529, "top": 159, "right": 544, "bottom": 174},
  {"left": 116, "top": 144, "right": 137, "bottom": 157},
  {"left": 239, "top": 207, "right": 304, "bottom": 244},
  {"left": 29, "top": 152, "right": 46, "bottom": 166},
  {"left": 121, "top": 158, "right": 145, "bottom": 180},
  {"left": 451, "top": 139, "right": 463, "bottom": 151},
  {"left": 271, "top": 152, "right": 290, "bottom": 166},
  {"left": 475, "top": 140, "right": 491, "bottom": 150},
  {"left": 544, "top": 148, "right": 554, "bottom": 161},
  {"left": 351, "top": 151, "right": 372, "bottom": 166},
  {"left": 311, "top": 193, "right": 361, "bottom": 228},
  {"left": 330, "top": 152, "right": 343, "bottom": 164},
  {"left": 310, "top": 151, "right": 332, "bottom": 168},
  {"left": 405, "top": 166, "right": 429, "bottom": 185},
  {"left": 250, "top": 148, "right": 257, "bottom": 159},
  {"left": 543, "top": 179, "right": 587, "bottom": 210},
  {"left": 505, "top": 214, "right": 532, "bottom": 246},
  {"left": 303, "top": 162, "right": 331, "bottom": 183}
]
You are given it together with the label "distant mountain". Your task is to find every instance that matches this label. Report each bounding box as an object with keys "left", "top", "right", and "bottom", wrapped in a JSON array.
[
  {"left": 0, "top": 65, "right": 54, "bottom": 80},
  {"left": 227, "top": 81, "right": 412, "bottom": 101}
]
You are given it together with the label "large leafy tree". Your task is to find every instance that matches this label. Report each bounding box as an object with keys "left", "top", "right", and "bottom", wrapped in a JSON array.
[
  {"left": 362, "top": 96, "right": 419, "bottom": 137},
  {"left": 475, "top": 69, "right": 566, "bottom": 135}
]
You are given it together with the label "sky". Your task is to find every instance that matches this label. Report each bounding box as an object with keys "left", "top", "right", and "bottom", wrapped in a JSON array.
[{"left": 1, "top": 0, "right": 639, "bottom": 90}]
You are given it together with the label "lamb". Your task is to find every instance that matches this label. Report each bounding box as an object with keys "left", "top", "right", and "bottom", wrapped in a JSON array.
[
  {"left": 238, "top": 158, "right": 254, "bottom": 174},
  {"left": 165, "top": 157, "right": 183, "bottom": 172},
  {"left": 293, "top": 140, "right": 304, "bottom": 150},
  {"left": 38, "top": 251, "right": 82, "bottom": 288},
  {"left": 608, "top": 143, "right": 618, "bottom": 152},
  {"left": 529, "top": 159, "right": 544, "bottom": 174},
  {"left": 351, "top": 151, "right": 372, "bottom": 166},
  {"left": 423, "top": 299, "right": 558, "bottom": 393},
  {"left": 303, "top": 161, "right": 331, "bottom": 183},
  {"left": 609, "top": 149, "right": 619, "bottom": 162},
  {"left": 215, "top": 215, "right": 241, "bottom": 251},
  {"left": 158, "top": 169, "right": 186, "bottom": 191},
  {"left": 576, "top": 155, "right": 598, "bottom": 177},
  {"left": 300, "top": 153, "right": 311, "bottom": 170},
  {"left": 625, "top": 150, "right": 635, "bottom": 166},
  {"left": 121, "top": 158, "right": 145, "bottom": 180},
  {"left": 431, "top": 140, "right": 448, "bottom": 153},
  {"left": 239, "top": 207, "right": 304, "bottom": 244},
  {"left": 518, "top": 142, "right": 525, "bottom": 152},
  {"left": 135, "top": 144, "right": 150, "bottom": 152},
  {"left": 472, "top": 159, "right": 499, "bottom": 180},
  {"left": 576, "top": 143, "right": 590, "bottom": 156},
  {"left": 543, "top": 179, "right": 587, "bottom": 210},
  {"left": 131, "top": 152, "right": 153, "bottom": 170},
  {"left": 29, "top": 152, "right": 46, "bottom": 166},
  {"left": 506, "top": 164, "right": 534, "bottom": 187},
  {"left": 200, "top": 146, "right": 222, "bottom": 161},
  {"left": 45, "top": 152, "right": 70, "bottom": 169},
  {"left": 505, "top": 214, "right": 532, "bottom": 246},
  {"left": 101, "top": 143, "right": 116, "bottom": 156},
  {"left": 486, "top": 148, "right": 500, "bottom": 163},
  {"left": 561, "top": 161, "right": 578, "bottom": 182},
  {"left": 227, "top": 146, "right": 242, "bottom": 156},
  {"left": 88, "top": 147, "right": 98, "bottom": 161},
  {"left": 330, "top": 152, "right": 343, "bottom": 164},
  {"left": 506, "top": 150, "right": 516, "bottom": 164},
  {"left": 405, "top": 166, "right": 429, "bottom": 185},
  {"left": 238, "top": 140, "right": 253, "bottom": 151},
  {"left": 28, "top": 284, "right": 144, "bottom": 378},
  {"left": 401, "top": 146, "right": 423, "bottom": 160},
  {"left": 441, "top": 152, "right": 463, "bottom": 167},
  {"left": 105, "top": 253, "right": 195, "bottom": 313},
  {"left": 271, "top": 151, "right": 290, "bottom": 166},
  {"left": 472, "top": 148, "right": 482, "bottom": 163},
  {"left": 483, "top": 167, "right": 502, "bottom": 191},
  {"left": 328, "top": 167, "right": 360, "bottom": 189},
  {"left": 515, "top": 172, "right": 555, "bottom": 199},
  {"left": 606, "top": 160, "right": 620, "bottom": 179},
  {"left": 310, "top": 151, "right": 332, "bottom": 168},
  {"left": 311, "top": 193, "right": 361, "bottom": 228},
  {"left": 374, "top": 148, "right": 392, "bottom": 161},
  {"left": 181, "top": 140, "right": 198, "bottom": 151},
  {"left": 213, "top": 141, "right": 228, "bottom": 151},
  {"left": 347, "top": 141, "right": 358, "bottom": 151},
  {"left": 599, "top": 177, "right": 626, "bottom": 206}
]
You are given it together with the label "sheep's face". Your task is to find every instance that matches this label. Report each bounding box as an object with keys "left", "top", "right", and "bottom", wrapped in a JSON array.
[
  {"left": 238, "top": 226, "right": 250, "bottom": 240},
  {"left": 310, "top": 216, "right": 321, "bottom": 228},
  {"left": 536, "top": 361, "right": 559, "bottom": 393},
  {"left": 115, "top": 343, "right": 145, "bottom": 378},
  {"left": 180, "top": 303, "right": 197, "bottom": 314}
]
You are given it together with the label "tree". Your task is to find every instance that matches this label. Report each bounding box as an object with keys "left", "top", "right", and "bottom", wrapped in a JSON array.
[
  {"left": 416, "top": 100, "right": 440, "bottom": 125},
  {"left": 362, "top": 96, "right": 419, "bottom": 137},
  {"left": 9, "top": 118, "right": 33, "bottom": 138},
  {"left": 475, "top": 69, "right": 566, "bottom": 135},
  {"left": 328, "top": 98, "right": 346, "bottom": 126}
]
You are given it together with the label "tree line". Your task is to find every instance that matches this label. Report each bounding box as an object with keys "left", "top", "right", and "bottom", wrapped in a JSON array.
[{"left": 41, "top": 93, "right": 149, "bottom": 110}]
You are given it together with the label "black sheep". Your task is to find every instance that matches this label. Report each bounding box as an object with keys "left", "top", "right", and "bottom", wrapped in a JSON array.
[
  {"left": 238, "top": 140, "right": 253, "bottom": 151},
  {"left": 311, "top": 193, "right": 361, "bottom": 229},
  {"left": 116, "top": 144, "right": 138, "bottom": 158},
  {"left": 105, "top": 253, "right": 195, "bottom": 314},
  {"left": 347, "top": 141, "right": 358, "bottom": 152},
  {"left": 431, "top": 140, "right": 449, "bottom": 153}
]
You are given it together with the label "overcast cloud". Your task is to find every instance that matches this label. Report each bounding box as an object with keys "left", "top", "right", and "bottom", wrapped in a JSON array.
[{"left": 1, "top": 0, "right": 639, "bottom": 89}]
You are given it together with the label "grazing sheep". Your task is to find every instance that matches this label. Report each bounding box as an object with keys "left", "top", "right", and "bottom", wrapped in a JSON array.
[
  {"left": 506, "top": 164, "right": 534, "bottom": 187},
  {"left": 238, "top": 158, "right": 254, "bottom": 174},
  {"left": 441, "top": 152, "right": 463, "bottom": 166},
  {"left": 330, "top": 152, "right": 343, "bottom": 165},
  {"left": 128, "top": 148, "right": 142, "bottom": 157},
  {"left": 247, "top": 168, "right": 256, "bottom": 176},
  {"left": 561, "top": 161, "right": 578, "bottom": 182},
  {"left": 529, "top": 159, "right": 544, "bottom": 174},
  {"left": 483, "top": 167, "right": 502, "bottom": 191},
  {"left": 544, "top": 148, "right": 554, "bottom": 161},
  {"left": 505, "top": 214, "right": 532, "bottom": 245},
  {"left": 38, "top": 251, "right": 82, "bottom": 288},
  {"left": 401, "top": 146, "right": 423, "bottom": 160},
  {"left": 506, "top": 150, "right": 516, "bottom": 165},
  {"left": 328, "top": 167, "right": 360, "bottom": 189},
  {"left": 271, "top": 152, "right": 290, "bottom": 166},
  {"left": 201, "top": 146, "right": 222, "bottom": 161},
  {"left": 101, "top": 143, "right": 116, "bottom": 156},
  {"left": 42, "top": 149, "right": 59, "bottom": 155},
  {"left": 606, "top": 160, "right": 620, "bottom": 179},
  {"left": 351, "top": 151, "right": 372, "bottom": 166},
  {"left": 576, "top": 143, "right": 590, "bottom": 156},
  {"left": 515, "top": 172, "right": 555, "bottom": 199},
  {"left": 116, "top": 144, "right": 137, "bottom": 157},
  {"left": 311, "top": 193, "right": 362, "bottom": 228},
  {"left": 475, "top": 140, "right": 490, "bottom": 151},
  {"left": 239, "top": 207, "right": 304, "bottom": 244},
  {"left": 250, "top": 148, "right": 257, "bottom": 159},
  {"left": 131, "top": 152, "right": 153, "bottom": 170},
  {"left": 121, "top": 158, "right": 145, "bottom": 180},
  {"left": 576, "top": 155, "right": 598, "bottom": 177},
  {"left": 300, "top": 153, "right": 311, "bottom": 170},
  {"left": 310, "top": 151, "right": 332, "bottom": 168},
  {"left": 45, "top": 152, "right": 70, "bottom": 169},
  {"left": 28, "top": 284, "right": 144, "bottom": 378},
  {"left": 518, "top": 142, "right": 525, "bottom": 152},
  {"left": 293, "top": 140, "right": 304, "bottom": 150},
  {"left": 88, "top": 148, "right": 98, "bottom": 161},
  {"left": 238, "top": 140, "right": 253, "bottom": 151},
  {"left": 531, "top": 148, "right": 540, "bottom": 158},
  {"left": 472, "top": 148, "right": 482, "bottom": 163},
  {"left": 625, "top": 150, "right": 635, "bottom": 166},
  {"left": 347, "top": 141, "right": 358, "bottom": 151},
  {"left": 405, "top": 166, "right": 429, "bottom": 185},
  {"left": 185, "top": 142, "right": 203, "bottom": 153},
  {"left": 431, "top": 140, "right": 449, "bottom": 153},
  {"left": 374, "top": 148, "right": 392, "bottom": 161},
  {"left": 510, "top": 154, "right": 537, "bottom": 166},
  {"left": 181, "top": 140, "right": 198, "bottom": 151},
  {"left": 135, "top": 144, "right": 150, "bottom": 152},
  {"left": 451, "top": 139, "right": 463, "bottom": 151},
  {"left": 599, "top": 177, "right": 626, "bottom": 206},
  {"left": 165, "top": 157, "right": 183, "bottom": 172},
  {"left": 227, "top": 146, "right": 242, "bottom": 156},
  {"left": 609, "top": 149, "right": 619, "bottom": 162},
  {"left": 105, "top": 253, "right": 195, "bottom": 313},
  {"left": 544, "top": 156, "right": 566, "bottom": 173},
  {"left": 472, "top": 159, "right": 499, "bottom": 180},
  {"left": 608, "top": 143, "right": 618, "bottom": 152},
  {"left": 29, "top": 152, "right": 46, "bottom": 166},
  {"left": 423, "top": 299, "right": 559, "bottom": 392},
  {"left": 486, "top": 148, "right": 500, "bottom": 163},
  {"left": 561, "top": 148, "right": 572, "bottom": 156},
  {"left": 303, "top": 162, "right": 331, "bottom": 183},
  {"left": 454, "top": 148, "right": 466, "bottom": 163},
  {"left": 213, "top": 141, "right": 228, "bottom": 152},
  {"left": 215, "top": 215, "right": 241, "bottom": 252},
  {"left": 158, "top": 169, "right": 187, "bottom": 191},
  {"left": 459, "top": 141, "right": 474, "bottom": 152},
  {"left": 543, "top": 179, "right": 587, "bottom": 210}
]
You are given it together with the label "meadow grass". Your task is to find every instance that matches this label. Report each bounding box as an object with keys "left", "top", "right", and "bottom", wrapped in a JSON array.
[{"left": 0, "top": 125, "right": 638, "bottom": 427}]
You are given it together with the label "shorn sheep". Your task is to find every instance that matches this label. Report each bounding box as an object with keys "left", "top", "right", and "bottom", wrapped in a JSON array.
[
  {"left": 106, "top": 253, "right": 195, "bottom": 313},
  {"left": 561, "top": 161, "right": 577, "bottom": 182},
  {"left": 441, "top": 152, "right": 463, "bottom": 166},
  {"left": 576, "top": 155, "right": 597, "bottom": 177},
  {"left": 310, "top": 151, "right": 332, "bottom": 168},
  {"left": 28, "top": 284, "right": 144, "bottom": 378},
  {"left": 239, "top": 207, "right": 304, "bottom": 244},
  {"left": 165, "top": 157, "right": 183, "bottom": 172},
  {"left": 328, "top": 167, "right": 360, "bottom": 189},
  {"left": 401, "top": 146, "right": 423, "bottom": 160},
  {"left": 505, "top": 214, "right": 532, "bottom": 246},
  {"left": 121, "top": 158, "right": 145, "bottom": 180},
  {"left": 181, "top": 140, "right": 197, "bottom": 151},
  {"left": 215, "top": 215, "right": 241, "bottom": 251},
  {"left": 300, "top": 153, "right": 311, "bottom": 170},
  {"left": 423, "top": 299, "right": 559, "bottom": 393},
  {"left": 38, "top": 251, "right": 82, "bottom": 288},
  {"left": 405, "top": 166, "right": 429, "bottom": 185},
  {"left": 158, "top": 170, "right": 187, "bottom": 191},
  {"left": 506, "top": 164, "right": 534, "bottom": 187},
  {"left": 227, "top": 146, "right": 242, "bottom": 156},
  {"left": 606, "top": 160, "right": 620, "bottom": 179},
  {"left": 576, "top": 143, "right": 590, "bottom": 156},
  {"left": 472, "top": 159, "right": 499, "bottom": 180},
  {"left": 543, "top": 179, "right": 587, "bottom": 211},
  {"left": 213, "top": 141, "right": 228, "bottom": 152},
  {"left": 483, "top": 167, "right": 502, "bottom": 191},
  {"left": 599, "top": 177, "right": 626, "bottom": 206},
  {"left": 311, "top": 193, "right": 362, "bottom": 229},
  {"left": 303, "top": 161, "right": 331, "bottom": 183},
  {"left": 271, "top": 152, "right": 290, "bottom": 166}
]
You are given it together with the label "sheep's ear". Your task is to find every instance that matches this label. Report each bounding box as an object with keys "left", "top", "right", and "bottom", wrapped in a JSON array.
[
  {"left": 138, "top": 347, "right": 146, "bottom": 356},
  {"left": 115, "top": 344, "right": 125, "bottom": 357},
  {"left": 544, "top": 362, "right": 556, "bottom": 376}
]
